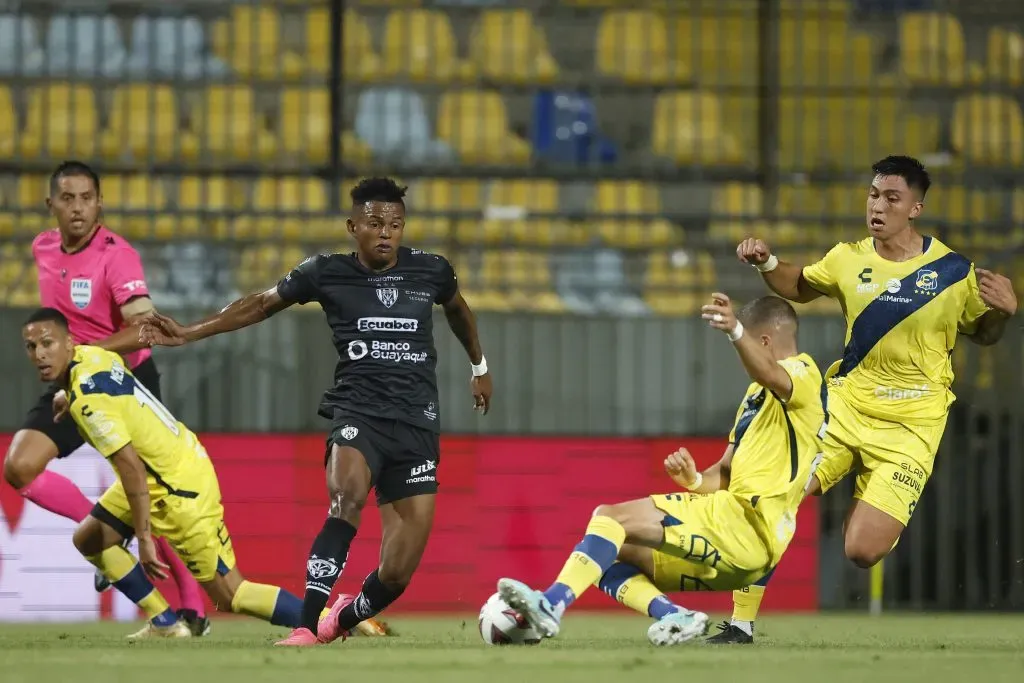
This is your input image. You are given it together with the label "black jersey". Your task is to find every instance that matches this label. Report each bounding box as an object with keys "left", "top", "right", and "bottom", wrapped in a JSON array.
[{"left": 276, "top": 246, "right": 458, "bottom": 433}]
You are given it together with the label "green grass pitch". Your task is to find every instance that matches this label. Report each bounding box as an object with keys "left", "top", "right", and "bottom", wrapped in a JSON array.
[{"left": 1, "top": 614, "right": 1021, "bottom": 683}]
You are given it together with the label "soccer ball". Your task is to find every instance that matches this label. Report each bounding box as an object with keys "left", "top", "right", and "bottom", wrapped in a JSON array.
[{"left": 478, "top": 592, "right": 542, "bottom": 645}]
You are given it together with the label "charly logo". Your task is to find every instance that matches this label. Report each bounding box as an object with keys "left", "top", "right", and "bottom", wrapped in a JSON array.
[
  {"left": 376, "top": 288, "right": 399, "bottom": 308},
  {"left": 70, "top": 278, "right": 92, "bottom": 309}
]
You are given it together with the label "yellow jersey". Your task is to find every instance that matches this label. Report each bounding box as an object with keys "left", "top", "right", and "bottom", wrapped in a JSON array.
[
  {"left": 727, "top": 353, "right": 825, "bottom": 550},
  {"left": 67, "top": 345, "right": 208, "bottom": 499},
  {"left": 802, "top": 236, "right": 989, "bottom": 425}
]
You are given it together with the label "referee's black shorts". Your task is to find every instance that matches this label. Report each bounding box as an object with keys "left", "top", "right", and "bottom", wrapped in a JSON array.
[{"left": 19, "top": 357, "right": 162, "bottom": 458}]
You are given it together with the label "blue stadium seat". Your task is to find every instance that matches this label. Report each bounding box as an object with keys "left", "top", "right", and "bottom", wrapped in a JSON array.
[
  {"left": 45, "top": 15, "right": 127, "bottom": 78},
  {"left": 127, "top": 16, "right": 229, "bottom": 80},
  {"left": 0, "top": 14, "right": 42, "bottom": 75},
  {"left": 355, "top": 87, "right": 455, "bottom": 165},
  {"left": 531, "top": 90, "right": 618, "bottom": 166}
]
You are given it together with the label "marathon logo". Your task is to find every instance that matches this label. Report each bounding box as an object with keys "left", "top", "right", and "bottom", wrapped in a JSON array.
[{"left": 357, "top": 317, "right": 419, "bottom": 332}]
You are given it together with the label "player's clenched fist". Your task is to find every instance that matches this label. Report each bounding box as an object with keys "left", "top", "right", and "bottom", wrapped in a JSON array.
[
  {"left": 736, "top": 238, "right": 772, "bottom": 266},
  {"left": 664, "top": 447, "right": 699, "bottom": 489}
]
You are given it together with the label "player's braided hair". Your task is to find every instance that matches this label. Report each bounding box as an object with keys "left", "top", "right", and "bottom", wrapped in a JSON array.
[
  {"left": 350, "top": 177, "right": 408, "bottom": 206},
  {"left": 872, "top": 155, "right": 931, "bottom": 199},
  {"left": 50, "top": 160, "right": 101, "bottom": 197},
  {"left": 738, "top": 296, "right": 798, "bottom": 334}
]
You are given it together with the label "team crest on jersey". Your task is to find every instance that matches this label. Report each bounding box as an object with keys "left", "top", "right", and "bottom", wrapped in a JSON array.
[
  {"left": 70, "top": 278, "right": 92, "bottom": 309},
  {"left": 376, "top": 287, "right": 399, "bottom": 308},
  {"left": 915, "top": 269, "right": 938, "bottom": 291},
  {"left": 340, "top": 425, "right": 359, "bottom": 440}
]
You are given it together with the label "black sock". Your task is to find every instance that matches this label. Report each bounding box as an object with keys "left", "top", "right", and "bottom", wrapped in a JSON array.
[
  {"left": 301, "top": 517, "right": 357, "bottom": 632},
  {"left": 337, "top": 569, "right": 405, "bottom": 633}
]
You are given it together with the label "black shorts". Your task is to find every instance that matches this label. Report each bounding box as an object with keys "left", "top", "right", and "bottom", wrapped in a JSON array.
[
  {"left": 20, "top": 357, "right": 162, "bottom": 459},
  {"left": 326, "top": 411, "right": 441, "bottom": 506}
]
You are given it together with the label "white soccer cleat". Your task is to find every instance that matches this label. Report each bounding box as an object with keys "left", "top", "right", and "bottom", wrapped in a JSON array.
[
  {"left": 646, "top": 609, "right": 710, "bottom": 646},
  {"left": 125, "top": 621, "right": 193, "bottom": 640},
  {"left": 497, "top": 578, "right": 561, "bottom": 638}
]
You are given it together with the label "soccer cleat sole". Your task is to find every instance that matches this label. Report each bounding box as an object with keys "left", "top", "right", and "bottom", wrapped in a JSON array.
[
  {"left": 497, "top": 578, "right": 559, "bottom": 639},
  {"left": 647, "top": 611, "right": 711, "bottom": 646}
]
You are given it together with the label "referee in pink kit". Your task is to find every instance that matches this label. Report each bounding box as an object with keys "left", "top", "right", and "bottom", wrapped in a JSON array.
[{"left": 3, "top": 161, "right": 210, "bottom": 636}]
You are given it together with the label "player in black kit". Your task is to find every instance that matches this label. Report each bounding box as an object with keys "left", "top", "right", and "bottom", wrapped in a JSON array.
[{"left": 142, "top": 178, "right": 492, "bottom": 646}]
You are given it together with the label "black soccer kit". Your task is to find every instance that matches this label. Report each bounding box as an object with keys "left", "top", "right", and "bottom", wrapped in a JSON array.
[{"left": 276, "top": 247, "right": 458, "bottom": 505}]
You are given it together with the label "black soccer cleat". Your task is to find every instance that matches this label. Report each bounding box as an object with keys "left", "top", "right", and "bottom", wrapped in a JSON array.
[
  {"left": 177, "top": 609, "right": 212, "bottom": 637},
  {"left": 705, "top": 620, "right": 754, "bottom": 645}
]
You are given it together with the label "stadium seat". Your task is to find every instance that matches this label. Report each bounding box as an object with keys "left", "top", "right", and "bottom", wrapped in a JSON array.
[
  {"left": 651, "top": 91, "right": 743, "bottom": 166},
  {"left": 487, "top": 180, "right": 559, "bottom": 214},
  {"left": 643, "top": 250, "right": 715, "bottom": 316},
  {"left": 709, "top": 182, "right": 768, "bottom": 244},
  {"left": 469, "top": 10, "right": 559, "bottom": 84},
  {"left": 180, "top": 86, "right": 277, "bottom": 162},
  {"left": 20, "top": 84, "right": 98, "bottom": 159},
  {"left": 317, "top": 9, "right": 380, "bottom": 81},
  {"left": 436, "top": 90, "right": 531, "bottom": 165},
  {"left": 100, "top": 86, "right": 180, "bottom": 162},
  {"left": 0, "top": 244, "right": 38, "bottom": 308},
  {"left": 480, "top": 250, "right": 565, "bottom": 313},
  {"left": 14, "top": 175, "right": 49, "bottom": 234},
  {"left": 237, "top": 245, "right": 307, "bottom": 296},
  {"left": 279, "top": 88, "right": 331, "bottom": 164},
  {"left": 232, "top": 178, "right": 334, "bottom": 242},
  {"left": 899, "top": 12, "right": 982, "bottom": 86},
  {"left": 127, "top": 16, "right": 229, "bottom": 80},
  {"left": 45, "top": 14, "right": 126, "bottom": 78},
  {"left": 926, "top": 187, "right": 1002, "bottom": 242},
  {"left": 0, "top": 86, "right": 14, "bottom": 158},
  {"left": 779, "top": 18, "right": 874, "bottom": 86},
  {"left": 382, "top": 10, "right": 474, "bottom": 82},
  {"left": 596, "top": 11, "right": 685, "bottom": 84},
  {"left": 0, "top": 14, "right": 43, "bottom": 75},
  {"left": 951, "top": 94, "right": 1024, "bottom": 167},
  {"left": 176, "top": 176, "right": 237, "bottom": 239},
  {"left": 101, "top": 175, "right": 175, "bottom": 241},
  {"left": 211, "top": 5, "right": 302, "bottom": 80},
  {"left": 531, "top": 91, "right": 619, "bottom": 166},
  {"left": 354, "top": 88, "right": 454, "bottom": 165},
  {"left": 986, "top": 28, "right": 1024, "bottom": 85},
  {"left": 593, "top": 181, "right": 679, "bottom": 248},
  {"left": 674, "top": 11, "right": 759, "bottom": 87}
]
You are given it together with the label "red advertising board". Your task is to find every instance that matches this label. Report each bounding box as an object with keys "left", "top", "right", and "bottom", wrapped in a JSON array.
[{"left": 0, "top": 433, "right": 817, "bottom": 620}]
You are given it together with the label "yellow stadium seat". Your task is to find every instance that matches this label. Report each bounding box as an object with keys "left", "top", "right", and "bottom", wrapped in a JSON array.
[
  {"left": 597, "top": 11, "right": 686, "bottom": 84},
  {"left": 449, "top": 253, "right": 512, "bottom": 312},
  {"left": 486, "top": 180, "right": 560, "bottom": 213},
  {"left": 177, "top": 176, "right": 239, "bottom": 239},
  {"left": 675, "top": 12, "right": 759, "bottom": 87},
  {"left": 469, "top": 10, "right": 559, "bottom": 84},
  {"left": 708, "top": 182, "right": 766, "bottom": 244},
  {"left": 100, "top": 86, "right": 180, "bottom": 162},
  {"left": 952, "top": 94, "right": 1024, "bottom": 167},
  {"left": 0, "top": 183, "right": 10, "bottom": 238},
  {"left": 279, "top": 88, "right": 330, "bottom": 164},
  {"left": 212, "top": 5, "right": 302, "bottom": 80},
  {"left": 0, "top": 87, "right": 14, "bottom": 158},
  {"left": 382, "top": 10, "right": 474, "bottom": 82},
  {"left": 340, "top": 130, "right": 373, "bottom": 165},
  {"left": 436, "top": 91, "right": 531, "bottom": 165},
  {"left": 13, "top": 175, "right": 48, "bottom": 234},
  {"left": 927, "top": 186, "right": 1000, "bottom": 226},
  {"left": 644, "top": 250, "right": 716, "bottom": 316},
  {"left": 404, "top": 218, "right": 453, "bottom": 245},
  {"left": 180, "top": 86, "right": 277, "bottom": 162},
  {"left": 409, "top": 179, "right": 482, "bottom": 211},
  {"left": 780, "top": 18, "right": 874, "bottom": 86},
  {"left": 497, "top": 219, "right": 588, "bottom": 247},
  {"left": 100, "top": 175, "right": 175, "bottom": 241},
  {"left": 899, "top": 12, "right": 982, "bottom": 86},
  {"left": 652, "top": 91, "right": 743, "bottom": 166},
  {"left": 20, "top": 84, "right": 98, "bottom": 159},
  {"left": 237, "top": 245, "right": 307, "bottom": 295},
  {"left": 480, "top": 250, "right": 565, "bottom": 314},
  {"left": 592, "top": 181, "right": 679, "bottom": 248},
  {"left": 595, "top": 180, "right": 660, "bottom": 214},
  {"left": 231, "top": 178, "right": 334, "bottom": 242},
  {"left": 987, "top": 28, "right": 1024, "bottom": 86},
  {"left": 0, "top": 250, "right": 38, "bottom": 307}
]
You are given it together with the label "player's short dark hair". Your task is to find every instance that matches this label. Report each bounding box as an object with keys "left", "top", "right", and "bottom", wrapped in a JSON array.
[
  {"left": 871, "top": 155, "right": 930, "bottom": 199},
  {"left": 738, "top": 296, "right": 799, "bottom": 334},
  {"left": 24, "top": 307, "right": 70, "bottom": 331},
  {"left": 349, "top": 177, "right": 407, "bottom": 207},
  {"left": 50, "top": 160, "right": 101, "bottom": 197}
]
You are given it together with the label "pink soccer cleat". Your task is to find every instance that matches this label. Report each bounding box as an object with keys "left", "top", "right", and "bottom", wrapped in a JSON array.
[
  {"left": 274, "top": 627, "right": 320, "bottom": 647},
  {"left": 316, "top": 593, "right": 355, "bottom": 644}
]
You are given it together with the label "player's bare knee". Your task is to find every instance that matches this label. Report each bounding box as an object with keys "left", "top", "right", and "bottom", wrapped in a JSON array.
[
  {"left": 327, "top": 489, "right": 366, "bottom": 523},
  {"left": 592, "top": 503, "right": 624, "bottom": 521},
  {"left": 3, "top": 449, "right": 35, "bottom": 489},
  {"left": 843, "top": 539, "right": 887, "bottom": 569},
  {"left": 72, "top": 523, "right": 101, "bottom": 556}
]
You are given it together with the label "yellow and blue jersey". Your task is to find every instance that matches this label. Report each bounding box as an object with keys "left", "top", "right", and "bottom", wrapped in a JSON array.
[
  {"left": 802, "top": 236, "right": 989, "bottom": 425},
  {"left": 67, "top": 345, "right": 208, "bottom": 500}
]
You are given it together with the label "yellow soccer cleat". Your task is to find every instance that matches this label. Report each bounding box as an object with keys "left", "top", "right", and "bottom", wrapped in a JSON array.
[
  {"left": 125, "top": 621, "right": 193, "bottom": 640},
  {"left": 316, "top": 606, "right": 394, "bottom": 637}
]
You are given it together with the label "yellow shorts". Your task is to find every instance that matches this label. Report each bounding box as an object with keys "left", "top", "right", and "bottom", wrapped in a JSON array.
[
  {"left": 813, "top": 392, "right": 945, "bottom": 525},
  {"left": 649, "top": 491, "right": 774, "bottom": 593},
  {"left": 94, "top": 460, "right": 236, "bottom": 582}
]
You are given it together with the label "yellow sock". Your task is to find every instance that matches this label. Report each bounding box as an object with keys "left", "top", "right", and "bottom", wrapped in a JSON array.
[
  {"left": 231, "top": 580, "right": 303, "bottom": 627},
  {"left": 596, "top": 562, "right": 681, "bottom": 619},
  {"left": 547, "top": 516, "right": 626, "bottom": 608},
  {"left": 85, "top": 546, "right": 172, "bottom": 621},
  {"left": 732, "top": 585, "right": 766, "bottom": 623}
]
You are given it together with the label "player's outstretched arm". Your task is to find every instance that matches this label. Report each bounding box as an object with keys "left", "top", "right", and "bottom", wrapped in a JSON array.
[
  {"left": 702, "top": 292, "right": 794, "bottom": 402},
  {"left": 967, "top": 269, "right": 1017, "bottom": 346},
  {"left": 736, "top": 238, "right": 822, "bottom": 304},
  {"left": 143, "top": 287, "right": 294, "bottom": 347},
  {"left": 442, "top": 289, "right": 492, "bottom": 414},
  {"left": 91, "top": 323, "right": 156, "bottom": 356},
  {"left": 108, "top": 443, "right": 169, "bottom": 580}
]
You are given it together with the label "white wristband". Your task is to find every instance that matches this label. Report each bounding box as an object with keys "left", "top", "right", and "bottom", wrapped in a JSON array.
[
  {"left": 727, "top": 321, "right": 745, "bottom": 343},
  {"left": 471, "top": 356, "right": 488, "bottom": 377},
  {"left": 684, "top": 471, "right": 703, "bottom": 491},
  {"left": 755, "top": 254, "right": 779, "bottom": 273}
]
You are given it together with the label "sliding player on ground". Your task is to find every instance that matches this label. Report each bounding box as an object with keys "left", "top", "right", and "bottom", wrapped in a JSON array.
[
  {"left": 498, "top": 294, "right": 824, "bottom": 645},
  {"left": 2, "top": 161, "right": 208, "bottom": 635},
  {"left": 141, "top": 177, "right": 492, "bottom": 646},
  {"left": 22, "top": 307, "right": 308, "bottom": 639},
  {"left": 716, "top": 155, "right": 1018, "bottom": 644}
]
